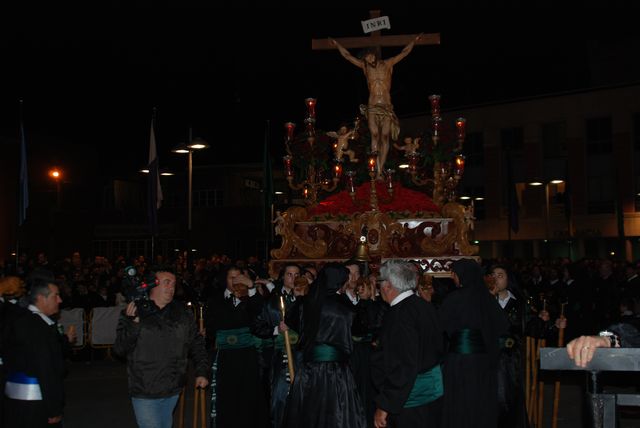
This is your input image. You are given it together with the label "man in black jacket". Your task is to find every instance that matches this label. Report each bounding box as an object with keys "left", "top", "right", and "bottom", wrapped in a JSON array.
[
  {"left": 371, "top": 260, "right": 444, "bottom": 428},
  {"left": 114, "top": 267, "right": 209, "bottom": 428},
  {"left": 3, "top": 269, "right": 67, "bottom": 427}
]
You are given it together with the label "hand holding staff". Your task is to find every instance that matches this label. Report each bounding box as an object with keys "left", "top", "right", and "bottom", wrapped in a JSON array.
[{"left": 279, "top": 295, "right": 295, "bottom": 384}]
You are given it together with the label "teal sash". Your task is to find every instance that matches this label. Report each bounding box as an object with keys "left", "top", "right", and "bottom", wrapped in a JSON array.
[
  {"left": 311, "top": 344, "right": 347, "bottom": 362},
  {"left": 404, "top": 365, "right": 444, "bottom": 408},
  {"left": 449, "top": 328, "right": 486, "bottom": 354},
  {"left": 274, "top": 330, "right": 299, "bottom": 350},
  {"left": 215, "top": 327, "right": 255, "bottom": 350}
]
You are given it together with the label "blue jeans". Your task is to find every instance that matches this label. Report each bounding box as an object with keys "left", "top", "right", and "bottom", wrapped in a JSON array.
[{"left": 131, "top": 394, "right": 180, "bottom": 428}]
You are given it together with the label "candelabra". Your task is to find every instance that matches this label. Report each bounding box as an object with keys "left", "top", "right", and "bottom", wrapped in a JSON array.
[
  {"left": 283, "top": 98, "right": 340, "bottom": 206},
  {"left": 405, "top": 95, "right": 467, "bottom": 207}
]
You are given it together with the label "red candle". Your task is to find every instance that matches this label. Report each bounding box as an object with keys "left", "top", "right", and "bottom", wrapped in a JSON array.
[
  {"left": 283, "top": 155, "right": 293, "bottom": 177},
  {"left": 334, "top": 161, "right": 343, "bottom": 179},
  {"left": 454, "top": 154, "right": 466, "bottom": 176},
  {"left": 455, "top": 117, "right": 466, "bottom": 140},
  {"left": 432, "top": 116, "right": 442, "bottom": 138},
  {"left": 368, "top": 154, "right": 377, "bottom": 172},
  {"left": 284, "top": 122, "right": 296, "bottom": 142},
  {"left": 428, "top": 94, "right": 441, "bottom": 117},
  {"left": 305, "top": 98, "right": 317, "bottom": 119}
]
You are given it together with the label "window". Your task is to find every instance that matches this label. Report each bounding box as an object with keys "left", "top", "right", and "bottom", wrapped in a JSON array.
[
  {"left": 501, "top": 127, "right": 524, "bottom": 152},
  {"left": 586, "top": 116, "right": 612, "bottom": 155},
  {"left": 194, "top": 189, "right": 224, "bottom": 207},
  {"left": 464, "top": 132, "right": 484, "bottom": 167},
  {"left": 587, "top": 176, "right": 615, "bottom": 214},
  {"left": 541, "top": 121, "right": 567, "bottom": 159}
]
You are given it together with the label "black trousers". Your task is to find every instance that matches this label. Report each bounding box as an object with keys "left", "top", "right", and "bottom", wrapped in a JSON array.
[{"left": 3, "top": 397, "right": 61, "bottom": 428}]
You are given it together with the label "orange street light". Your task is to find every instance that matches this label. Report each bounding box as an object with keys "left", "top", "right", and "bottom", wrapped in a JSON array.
[
  {"left": 49, "top": 169, "right": 62, "bottom": 180},
  {"left": 49, "top": 168, "right": 62, "bottom": 208}
]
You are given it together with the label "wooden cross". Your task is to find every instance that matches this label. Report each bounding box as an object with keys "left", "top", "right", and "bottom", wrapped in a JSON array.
[{"left": 311, "top": 10, "right": 440, "bottom": 51}]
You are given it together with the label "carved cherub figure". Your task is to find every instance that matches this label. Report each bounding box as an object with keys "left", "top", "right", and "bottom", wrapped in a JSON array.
[
  {"left": 327, "top": 125, "right": 359, "bottom": 163},
  {"left": 394, "top": 136, "right": 421, "bottom": 155},
  {"left": 273, "top": 210, "right": 286, "bottom": 236},
  {"left": 464, "top": 201, "right": 476, "bottom": 231}
]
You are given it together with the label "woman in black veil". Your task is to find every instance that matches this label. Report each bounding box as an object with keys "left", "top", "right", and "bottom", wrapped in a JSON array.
[
  {"left": 439, "top": 258, "right": 509, "bottom": 428},
  {"left": 283, "top": 262, "right": 366, "bottom": 428}
]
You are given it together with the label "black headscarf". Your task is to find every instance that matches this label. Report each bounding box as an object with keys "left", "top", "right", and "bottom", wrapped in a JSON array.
[
  {"left": 451, "top": 258, "right": 485, "bottom": 291},
  {"left": 302, "top": 263, "right": 349, "bottom": 354}
]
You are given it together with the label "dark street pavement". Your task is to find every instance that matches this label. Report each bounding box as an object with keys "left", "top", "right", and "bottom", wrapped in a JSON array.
[{"left": 62, "top": 358, "right": 640, "bottom": 428}]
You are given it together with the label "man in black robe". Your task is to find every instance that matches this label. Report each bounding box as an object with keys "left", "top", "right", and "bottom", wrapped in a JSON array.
[
  {"left": 371, "top": 260, "right": 444, "bottom": 428},
  {"left": 206, "top": 266, "right": 268, "bottom": 428},
  {"left": 439, "top": 258, "right": 509, "bottom": 428},
  {"left": 252, "top": 263, "right": 302, "bottom": 428}
]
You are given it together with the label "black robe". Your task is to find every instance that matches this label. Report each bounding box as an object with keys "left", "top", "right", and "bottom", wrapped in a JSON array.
[
  {"left": 497, "top": 290, "right": 529, "bottom": 428},
  {"left": 283, "top": 263, "right": 366, "bottom": 428},
  {"left": 3, "top": 308, "right": 66, "bottom": 428},
  {"left": 206, "top": 291, "right": 268, "bottom": 428},
  {"left": 371, "top": 294, "right": 444, "bottom": 427},
  {"left": 440, "top": 259, "right": 509, "bottom": 428},
  {"left": 351, "top": 298, "right": 388, "bottom": 428}
]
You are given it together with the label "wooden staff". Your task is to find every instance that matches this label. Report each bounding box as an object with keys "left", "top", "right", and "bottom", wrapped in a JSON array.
[
  {"left": 192, "top": 305, "right": 206, "bottom": 428},
  {"left": 537, "top": 338, "right": 546, "bottom": 427},
  {"left": 528, "top": 337, "right": 538, "bottom": 425},
  {"left": 279, "top": 295, "right": 295, "bottom": 383},
  {"left": 525, "top": 336, "right": 531, "bottom": 419},
  {"left": 177, "top": 387, "right": 185, "bottom": 428},
  {"left": 551, "top": 303, "right": 567, "bottom": 428}
]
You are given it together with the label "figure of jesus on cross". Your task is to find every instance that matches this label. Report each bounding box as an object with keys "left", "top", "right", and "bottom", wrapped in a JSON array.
[{"left": 330, "top": 34, "right": 422, "bottom": 179}]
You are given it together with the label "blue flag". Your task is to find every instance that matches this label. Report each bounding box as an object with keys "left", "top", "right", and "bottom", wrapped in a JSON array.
[
  {"left": 147, "top": 115, "right": 163, "bottom": 236},
  {"left": 18, "top": 116, "right": 29, "bottom": 226}
]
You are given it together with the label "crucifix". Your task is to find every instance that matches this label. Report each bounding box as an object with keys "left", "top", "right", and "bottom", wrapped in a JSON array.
[
  {"left": 312, "top": 10, "right": 440, "bottom": 50},
  {"left": 312, "top": 10, "right": 440, "bottom": 179}
]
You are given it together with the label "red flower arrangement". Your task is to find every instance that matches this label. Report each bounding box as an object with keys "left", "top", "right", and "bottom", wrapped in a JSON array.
[{"left": 309, "top": 181, "right": 440, "bottom": 217}]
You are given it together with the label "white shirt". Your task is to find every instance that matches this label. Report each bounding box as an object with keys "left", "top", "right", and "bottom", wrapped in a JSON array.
[
  {"left": 224, "top": 287, "right": 256, "bottom": 307},
  {"left": 497, "top": 290, "right": 516, "bottom": 309},
  {"left": 390, "top": 290, "right": 414, "bottom": 307},
  {"left": 28, "top": 304, "right": 55, "bottom": 326}
]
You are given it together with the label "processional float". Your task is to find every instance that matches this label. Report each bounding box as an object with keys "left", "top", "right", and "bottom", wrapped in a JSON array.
[{"left": 268, "top": 94, "right": 478, "bottom": 277}]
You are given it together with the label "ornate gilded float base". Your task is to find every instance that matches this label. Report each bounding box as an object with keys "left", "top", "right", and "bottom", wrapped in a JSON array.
[{"left": 269, "top": 202, "right": 478, "bottom": 277}]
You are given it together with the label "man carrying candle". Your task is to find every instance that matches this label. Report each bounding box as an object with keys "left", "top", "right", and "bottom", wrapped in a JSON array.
[
  {"left": 330, "top": 34, "right": 422, "bottom": 180},
  {"left": 253, "top": 263, "right": 303, "bottom": 428}
]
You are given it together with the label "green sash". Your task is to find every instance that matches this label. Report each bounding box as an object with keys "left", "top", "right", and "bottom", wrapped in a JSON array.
[
  {"left": 404, "top": 365, "right": 444, "bottom": 408},
  {"left": 449, "top": 328, "right": 486, "bottom": 354},
  {"left": 215, "top": 327, "right": 255, "bottom": 350},
  {"left": 274, "top": 330, "right": 299, "bottom": 350},
  {"left": 311, "top": 344, "right": 347, "bottom": 362}
]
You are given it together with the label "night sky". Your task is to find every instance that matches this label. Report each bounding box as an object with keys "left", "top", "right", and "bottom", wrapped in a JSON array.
[{"left": 1, "top": 10, "right": 639, "bottom": 192}]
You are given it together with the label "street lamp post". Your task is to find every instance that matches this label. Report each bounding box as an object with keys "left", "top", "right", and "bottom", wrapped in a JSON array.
[
  {"left": 529, "top": 179, "right": 564, "bottom": 256},
  {"left": 49, "top": 168, "right": 62, "bottom": 209},
  {"left": 172, "top": 134, "right": 209, "bottom": 241}
]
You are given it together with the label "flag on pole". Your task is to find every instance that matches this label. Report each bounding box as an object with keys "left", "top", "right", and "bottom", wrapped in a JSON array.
[
  {"left": 147, "top": 114, "right": 163, "bottom": 236},
  {"left": 18, "top": 105, "right": 29, "bottom": 227},
  {"left": 263, "top": 121, "right": 274, "bottom": 237}
]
